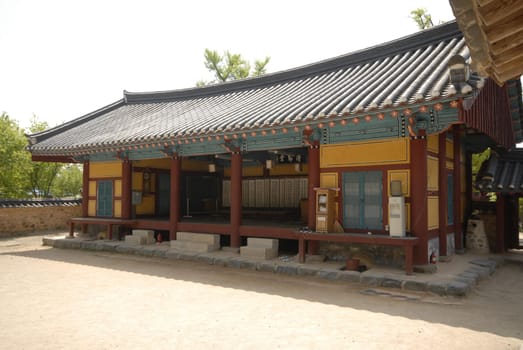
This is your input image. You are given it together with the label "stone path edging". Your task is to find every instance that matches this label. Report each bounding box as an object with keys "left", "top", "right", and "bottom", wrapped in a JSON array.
[{"left": 42, "top": 237, "right": 504, "bottom": 297}]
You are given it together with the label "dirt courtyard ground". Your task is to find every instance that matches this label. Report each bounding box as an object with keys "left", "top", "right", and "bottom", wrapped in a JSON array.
[{"left": 1, "top": 232, "right": 522, "bottom": 350}]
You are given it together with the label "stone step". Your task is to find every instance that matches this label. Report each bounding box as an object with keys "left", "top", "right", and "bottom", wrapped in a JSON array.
[
  {"left": 240, "top": 246, "right": 278, "bottom": 260},
  {"left": 177, "top": 232, "right": 220, "bottom": 245},
  {"left": 132, "top": 229, "right": 155, "bottom": 244},
  {"left": 170, "top": 240, "right": 219, "bottom": 253},
  {"left": 125, "top": 234, "right": 145, "bottom": 245},
  {"left": 246, "top": 237, "right": 278, "bottom": 250}
]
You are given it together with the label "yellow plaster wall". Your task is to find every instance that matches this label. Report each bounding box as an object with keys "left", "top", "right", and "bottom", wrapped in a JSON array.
[
  {"left": 182, "top": 159, "right": 210, "bottom": 172},
  {"left": 427, "top": 134, "right": 439, "bottom": 153},
  {"left": 427, "top": 156, "right": 439, "bottom": 191},
  {"left": 114, "top": 200, "right": 122, "bottom": 218},
  {"left": 320, "top": 173, "right": 338, "bottom": 188},
  {"left": 114, "top": 180, "right": 122, "bottom": 197},
  {"left": 88, "top": 200, "right": 96, "bottom": 216},
  {"left": 387, "top": 170, "right": 410, "bottom": 197},
  {"left": 134, "top": 159, "right": 170, "bottom": 169},
  {"left": 446, "top": 139, "right": 454, "bottom": 160},
  {"left": 428, "top": 196, "right": 439, "bottom": 230},
  {"left": 88, "top": 181, "right": 96, "bottom": 196},
  {"left": 320, "top": 138, "right": 409, "bottom": 168},
  {"left": 446, "top": 160, "right": 454, "bottom": 170},
  {"left": 136, "top": 196, "right": 155, "bottom": 215},
  {"left": 90, "top": 161, "right": 122, "bottom": 178}
]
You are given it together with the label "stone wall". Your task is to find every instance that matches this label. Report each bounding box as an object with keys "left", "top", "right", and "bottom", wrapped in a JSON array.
[
  {"left": 319, "top": 242, "right": 405, "bottom": 268},
  {"left": 0, "top": 205, "right": 81, "bottom": 237}
]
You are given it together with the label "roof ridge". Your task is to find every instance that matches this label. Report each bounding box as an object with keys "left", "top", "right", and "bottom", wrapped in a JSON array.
[{"left": 124, "top": 21, "right": 462, "bottom": 103}]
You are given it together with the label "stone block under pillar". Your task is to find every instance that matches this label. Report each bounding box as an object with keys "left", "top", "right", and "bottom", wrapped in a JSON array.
[{"left": 240, "top": 246, "right": 278, "bottom": 260}]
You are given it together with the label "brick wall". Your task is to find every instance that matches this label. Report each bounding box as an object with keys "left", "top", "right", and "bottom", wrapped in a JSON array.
[{"left": 0, "top": 205, "right": 81, "bottom": 237}]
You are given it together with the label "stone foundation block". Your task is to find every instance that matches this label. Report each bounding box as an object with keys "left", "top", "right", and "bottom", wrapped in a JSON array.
[
  {"left": 317, "top": 268, "right": 341, "bottom": 281},
  {"left": 240, "top": 246, "right": 277, "bottom": 260},
  {"left": 402, "top": 280, "right": 428, "bottom": 292},
  {"left": 176, "top": 232, "right": 220, "bottom": 246},
  {"left": 131, "top": 230, "right": 156, "bottom": 244},
  {"left": 338, "top": 270, "right": 361, "bottom": 283},
  {"left": 170, "top": 240, "right": 219, "bottom": 253}
]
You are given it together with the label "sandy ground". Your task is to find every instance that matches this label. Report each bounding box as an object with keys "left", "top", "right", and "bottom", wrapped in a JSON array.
[{"left": 0, "top": 232, "right": 522, "bottom": 350}]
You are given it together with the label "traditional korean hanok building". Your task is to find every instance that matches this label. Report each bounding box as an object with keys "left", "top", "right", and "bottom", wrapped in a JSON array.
[{"left": 27, "top": 21, "right": 523, "bottom": 271}]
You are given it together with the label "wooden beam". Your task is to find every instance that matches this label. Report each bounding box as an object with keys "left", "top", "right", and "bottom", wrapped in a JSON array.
[
  {"left": 477, "top": 0, "right": 523, "bottom": 26},
  {"left": 484, "top": 14, "right": 523, "bottom": 42},
  {"left": 490, "top": 27, "right": 523, "bottom": 56}
]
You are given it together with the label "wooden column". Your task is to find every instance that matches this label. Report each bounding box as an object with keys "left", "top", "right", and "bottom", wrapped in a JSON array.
[
  {"left": 495, "top": 195, "right": 506, "bottom": 253},
  {"left": 307, "top": 143, "right": 320, "bottom": 254},
  {"left": 121, "top": 159, "right": 132, "bottom": 220},
  {"left": 453, "top": 126, "right": 463, "bottom": 250},
  {"left": 82, "top": 161, "right": 89, "bottom": 217},
  {"left": 80, "top": 161, "right": 90, "bottom": 235},
  {"left": 410, "top": 131, "right": 429, "bottom": 265},
  {"left": 169, "top": 155, "right": 181, "bottom": 241},
  {"left": 230, "top": 151, "right": 242, "bottom": 248},
  {"left": 438, "top": 132, "right": 448, "bottom": 257}
]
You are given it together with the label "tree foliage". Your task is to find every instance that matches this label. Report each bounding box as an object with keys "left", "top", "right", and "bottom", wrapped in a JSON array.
[
  {"left": 410, "top": 8, "right": 434, "bottom": 30},
  {"left": 0, "top": 112, "right": 31, "bottom": 198},
  {"left": 27, "top": 116, "right": 62, "bottom": 198},
  {"left": 51, "top": 164, "right": 83, "bottom": 198},
  {"left": 197, "top": 49, "right": 270, "bottom": 86}
]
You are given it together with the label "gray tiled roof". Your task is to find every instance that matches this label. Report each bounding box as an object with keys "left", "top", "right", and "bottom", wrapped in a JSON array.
[
  {"left": 0, "top": 199, "right": 82, "bottom": 208},
  {"left": 29, "top": 21, "right": 480, "bottom": 156},
  {"left": 476, "top": 151, "right": 523, "bottom": 193}
]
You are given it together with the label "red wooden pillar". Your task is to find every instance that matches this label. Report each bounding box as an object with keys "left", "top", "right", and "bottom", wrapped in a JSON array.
[
  {"left": 230, "top": 151, "right": 242, "bottom": 248},
  {"left": 453, "top": 126, "right": 463, "bottom": 250},
  {"left": 80, "top": 161, "right": 90, "bottom": 234},
  {"left": 307, "top": 143, "right": 320, "bottom": 254},
  {"left": 438, "top": 132, "right": 448, "bottom": 256},
  {"left": 121, "top": 159, "right": 132, "bottom": 220},
  {"left": 410, "top": 131, "right": 429, "bottom": 265},
  {"left": 169, "top": 155, "right": 181, "bottom": 241},
  {"left": 495, "top": 195, "right": 506, "bottom": 253},
  {"left": 82, "top": 161, "right": 89, "bottom": 217}
]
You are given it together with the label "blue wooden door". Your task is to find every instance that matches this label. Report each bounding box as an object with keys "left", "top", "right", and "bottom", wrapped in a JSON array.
[
  {"left": 97, "top": 180, "right": 113, "bottom": 217},
  {"left": 343, "top": 171, "right": 382, "bottom": 230}
]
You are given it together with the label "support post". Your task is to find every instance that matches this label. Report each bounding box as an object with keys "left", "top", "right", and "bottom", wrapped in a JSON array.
[
  {"left": 453, "top": 126, "right": 463, "bottom": 250},
  {"left": 121, "top": 159, "right": 132, "bottom": 220},
  {"left": 410, "top": 131, "right": 429, "bottom": 265},
  {"left": 80, "top": 161, "right": 90, "bottom": 235},
  {"left": 438, "top": 132, "right": 448, "bottom": 257},
  {"left": 230, "top": 151, "right": 242, "bottom": 248},
  {"left": 495, "top": 195, "right": 506, "bottom": 253},
  {"left": 169, "top": 155, "right": 181, "bottom": 241},
  {"left": 307, "top": 143, "right": 320, "bottom": 254}
]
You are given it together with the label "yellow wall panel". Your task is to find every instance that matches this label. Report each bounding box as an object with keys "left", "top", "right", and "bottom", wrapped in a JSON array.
[
  {"left": 446, "top": 139, "right": 454, "bottom": 159},
  {"left": 134, "top": 159, "right": 170, "bottom": 169},
  {"left": 387, "top": 170, "right": 410, "bottom": 197},
  {"left": 90, "top": 161, "right": 122, "bottom": 178},
  {"left": 243, "top": 166, "right": 264, "bottom": 177},
  {"left": 88, "top": 200, "right": 96, "bottom": 216},
  {"left": 427, "top": 156, "right": 439, "bottom": 191},
  {"left": 114, "top": 200, "right": 122, "bottom": 218},
  {"left": 320, "top": 138, "right": 409, "bottom": 168},
  {"left": 320, "top": 173, "right": 338, "bottom": 188},
  {"left": 88, "top": 181, "right": 97, "bottom": 196},
  {"left": 428, "top": 196, "right": 439, "bottom": 230},
  {"left": 182, "top": 159, "right": 210, "bottom": 172},
  {"left": 446, "top": 160, "right": 454, "bottom": 170},
  {"left": 114, "top": 180, "right": 122, "bottom": 197},
  {"left": 427, "top": 134, "right": 439, "bottom": 153},
  {"left": 269, "top": 163, "right": 308, "bottom": 176},
  {"left": 132, "top": 172, "right": 143, "bottom": 191},
  {"left": 135, "top": 196, "right": 155, "bottom": 215}
]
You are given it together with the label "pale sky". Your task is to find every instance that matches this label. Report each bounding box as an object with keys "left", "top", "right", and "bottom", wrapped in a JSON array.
[{"left": 1, "top": 0, "right": 455, "bottom": 130}]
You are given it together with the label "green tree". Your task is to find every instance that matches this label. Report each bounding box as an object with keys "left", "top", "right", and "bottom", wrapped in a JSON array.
[
  {"left": 27, "top": 116, "right": 62, "bottom": 197},
  {"left": 410, "top": 8, "right": 434, "bottom": 30},
  {"left": 0, "top": 112, "right": 31, "bottom": 198},
  {"left": 51, "top": 164, "right": 83, "bottom": 198},
  {"left": 197, "top": 49, "right": 270, "bottom": 86}
]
